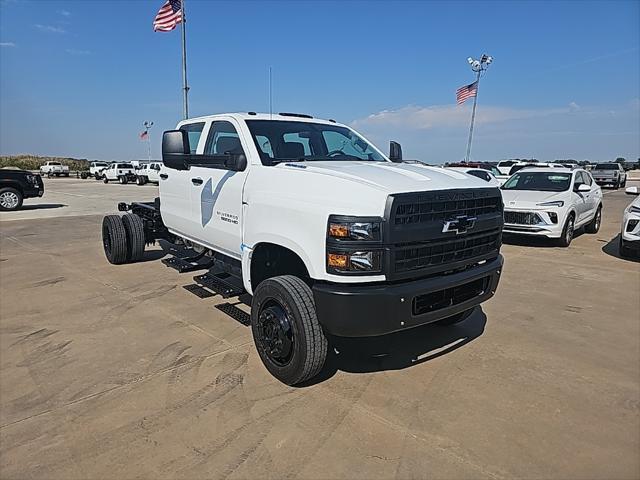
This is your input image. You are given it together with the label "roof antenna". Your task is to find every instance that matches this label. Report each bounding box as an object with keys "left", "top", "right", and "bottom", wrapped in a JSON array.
[{"left": 269, "top": 66, "right": 273, "bottom": 119}]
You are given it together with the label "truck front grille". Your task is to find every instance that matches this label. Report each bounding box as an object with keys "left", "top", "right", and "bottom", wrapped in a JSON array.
[
  {"left": 386, "top": 189, "right": 503, "bottom": 280},
  {"left": 412, "top": 276, "right": 490, "bottom": 316},
  {"left": 504, "top": 211, "right": 542, "bottom": 225}
]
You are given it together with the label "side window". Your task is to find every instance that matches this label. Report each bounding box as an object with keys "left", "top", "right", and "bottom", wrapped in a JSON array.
[
  {"left": 582, "top": 171, "right": 592, "bottom": 185},
  {"left": 575, "top": 171, "right": 586, "bottom": 187},
  {"left": 179, "top": 122, "right": 205, "bottom": 154},
  {"left": 468, "top": 170, "right": 490, "bottom": 182},
  {"left": 255, "top": 135, "right": 274, "bottom": 158},
  {"left": 204, "top": 121, "right": 245, "bottom": 156}
]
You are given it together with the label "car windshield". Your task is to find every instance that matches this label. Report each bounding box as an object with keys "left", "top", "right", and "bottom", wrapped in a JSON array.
[
  {"left": 246, "top": 120, "right": 386, "bottom": 165},
  {"left": 502, "top": 172, "right": 572, "bottom": 192},
  {"left": 594, "top": 163, "right": 619, "bottom": 170},
  {"left": 118, "top": 163, "right": 133, "bottom": 168}
]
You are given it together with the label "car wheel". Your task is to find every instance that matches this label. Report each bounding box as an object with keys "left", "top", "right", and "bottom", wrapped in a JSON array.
[
  {"left": 122, "top": 213, "right": 146, "bottom": 262},
  {"left": 103, "top": 177, "right": 109, "bottom": 183},
  {"left": 585, "top": 205, "right": 602, "bottom": 234},
  {"left": 622, "top": 178, "right": 627, "bottom": 188},
  {"left": 251, "top": 275, "right": 328, "bottom": 386},
  {"left": 435, "top": 308, "right": 474, "bottom": 326},
  {"left": 136, "top": 176, "right": 144, "bottom": 186},
  {"left": 0, "top": 187, "right": 23, "bottom": 211},
  {"left": 614, "top": 180, "right": 619, "bottom": 189},
  {"left": 557, "top": 214, "right": 575, "bottom": 247},
  {"left": 119, "top": 176, "right": 128, "bottom": 185},
  {"left": 95, "top": 173, "right": 101, "bottom": 180},
  {"left": 102, "top": 215, "right": 129, "bottom": 264}
]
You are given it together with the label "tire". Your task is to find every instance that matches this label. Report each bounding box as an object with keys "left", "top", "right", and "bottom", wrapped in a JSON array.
[
  {"left": 95, "top": 173, "right": 101, "bottom": 180},
  {"left": 585, "top": 205, "right": 602, "bottom": 234},
  {"left": 622, "top": 178, "right": 627, "bottom": 188},
  {"left": 0, "top": 187, "right": 23, "bottom": 211},
  {"left": 102, "top": 215, "right": 129, "bottom": 264},
  {"left": 119, "top": 176, "right": 128, "bottom": 185},
  {"left": 557, "top": 214, "right": 575, "bottom": 247},
  {"left": 251, "top": 275, "right": 328, "bottom": 386},
  {"left": 122, "top": 213, "right": 145, "bottom": 262},
  {"left": 435, "top": 308, "right": 474, "bottom": 326},
  {"left": 136, "top": 176, "right": 146, "bottom": 186},
  {"left": 103, "top": 177, "right": 109, "bottom": 184},
  {"left": 614, "top": 180, "right": 619, "bottom": 189}
]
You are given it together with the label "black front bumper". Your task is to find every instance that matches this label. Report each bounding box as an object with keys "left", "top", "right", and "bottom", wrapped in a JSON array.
[{"left": 313, "top": 255, "right": 503, "bottom": 337}]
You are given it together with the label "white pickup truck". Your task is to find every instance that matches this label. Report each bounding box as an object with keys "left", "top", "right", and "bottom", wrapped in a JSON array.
[
  {"left": 102, "top": 112, "right": 504, "bottom": 385},
  {"left": 40, "top": 161, "right": 70, "bottom": 177},
  {"left": 135, "top": 162, "right": 162, "bottom": 185}
]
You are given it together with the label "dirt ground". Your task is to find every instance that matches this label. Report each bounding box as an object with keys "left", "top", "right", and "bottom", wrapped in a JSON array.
[{"left": 0, "top": 177, "right": 638, "bottom": 479}]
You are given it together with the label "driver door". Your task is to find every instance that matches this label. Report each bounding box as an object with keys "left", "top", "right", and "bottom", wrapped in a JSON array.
[{"left": 572, "top": 171, "right": 590, "bottom": 223}]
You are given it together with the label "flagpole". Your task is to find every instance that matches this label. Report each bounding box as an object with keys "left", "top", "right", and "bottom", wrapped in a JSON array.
[
  {"left": 181, "top": 0, "right": 189, "bottom": 119},
  {"left": 464, "top": 70, "right": 481, "bottom": 163}
]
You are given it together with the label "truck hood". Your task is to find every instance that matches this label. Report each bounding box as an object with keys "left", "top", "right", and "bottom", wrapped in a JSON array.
[
  {"left": 501, "top": 189, "right": 566, "bottom": 209},
  {"left": 276, "top": 161, "right": 490, "bottom": 193}
]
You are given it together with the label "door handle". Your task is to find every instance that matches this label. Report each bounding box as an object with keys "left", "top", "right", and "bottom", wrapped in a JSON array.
[
  {"left": 191, "top": 177, "right": 203, "bottom": 186},
  {"left": 160, "top": 173, "right": 168, "bottom": 180}
]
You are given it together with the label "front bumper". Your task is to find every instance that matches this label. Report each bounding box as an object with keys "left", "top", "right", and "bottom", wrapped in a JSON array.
[
  {"left": 313, "top": 255, "right": 503, "bottom": 337},
  {"left": 502, "top": 209, "right": 563, "bottom": 238}
]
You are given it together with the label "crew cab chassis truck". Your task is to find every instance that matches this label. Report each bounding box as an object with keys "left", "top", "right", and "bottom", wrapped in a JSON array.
[{"left": 102, "top": 113, "right": 504, "bottom": 385}]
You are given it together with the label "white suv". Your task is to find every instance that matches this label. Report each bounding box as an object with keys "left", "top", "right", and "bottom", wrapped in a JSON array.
[{"left": 501, "top": 168, "right": 602, "bottom": 246}]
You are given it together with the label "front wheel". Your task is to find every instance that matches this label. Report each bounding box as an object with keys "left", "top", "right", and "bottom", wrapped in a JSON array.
[
  {"left": 557, "top": 214, "right": 575, "bottom": 247},
  {"left": 585, "top": 206, "right": 602, "bottom": 234},
  {"left": 251, "top": 275, "right": 328, "bottom": 386},
  {"left": 103, "top": 177, "right": 109, "bottom": 184}
]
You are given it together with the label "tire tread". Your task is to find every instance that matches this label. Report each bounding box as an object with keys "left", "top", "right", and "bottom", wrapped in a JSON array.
[
  {"left": 102, "top": 215, "right": 128, "bottom": 264},
  {"left": 122, "top": 214, "right": 145, "bottom": 262}
]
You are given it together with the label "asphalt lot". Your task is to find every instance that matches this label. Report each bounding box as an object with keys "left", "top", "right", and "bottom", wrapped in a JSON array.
[{"left": 0, "top": 176, "right": 639, "bottom": 479}]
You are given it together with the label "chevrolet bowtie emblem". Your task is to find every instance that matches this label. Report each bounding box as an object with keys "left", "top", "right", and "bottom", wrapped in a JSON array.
[{"left": 442, "top": 215, "right": 477, "bottom": 234}]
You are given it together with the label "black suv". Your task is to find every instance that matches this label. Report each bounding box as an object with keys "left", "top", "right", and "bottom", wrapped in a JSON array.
[{"left": 0, "top": 169, "right": 45, "bottom": 211}]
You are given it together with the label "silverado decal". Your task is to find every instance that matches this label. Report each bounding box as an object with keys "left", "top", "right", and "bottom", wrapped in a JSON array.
[{"left": 200, "top": 172, "right": 236, "bottom": 227}]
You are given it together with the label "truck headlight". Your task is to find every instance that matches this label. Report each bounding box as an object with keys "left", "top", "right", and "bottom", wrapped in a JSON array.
[
  {"left": 537, "top": 201, "right": 564, "bottom": 207},
  {"left": 327, "top": 250, "right": 382, "bottom": 273},
  {"left": 327, "top": 216, "right": 381, "bottom": 241}
]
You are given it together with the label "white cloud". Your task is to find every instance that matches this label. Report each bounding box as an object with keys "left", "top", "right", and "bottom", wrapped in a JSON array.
[
  {"left": 0, "top": 42, "right": 16, "bottom": 47},
  {"left": 58, "top": 9, "right": 71, "bottom": 16},
  {"left": 351, "top": 103, "right": 578, "bottom": 131},
  {"left": 66, "top": 48, "right": 90, "bottom": 56},
  {"left": 34, "top": 24, "right": 66, "bottom": 34}
]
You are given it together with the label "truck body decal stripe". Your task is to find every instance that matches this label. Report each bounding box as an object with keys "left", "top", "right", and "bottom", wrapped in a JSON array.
[{"left": 200, "top": 172, "right": 236, "bottom": 227}]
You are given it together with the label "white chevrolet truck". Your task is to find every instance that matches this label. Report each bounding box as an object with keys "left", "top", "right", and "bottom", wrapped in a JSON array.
[{"left": 102, "top": 112, "right": 504, "bottom": 385}]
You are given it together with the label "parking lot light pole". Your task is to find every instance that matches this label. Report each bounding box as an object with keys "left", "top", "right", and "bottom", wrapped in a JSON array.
[
  {"left": 143, "top": 121, "right": 154, "bottom": 162},
  {"left": 465, "top": 54, "right": 493, "bottom": 163}
]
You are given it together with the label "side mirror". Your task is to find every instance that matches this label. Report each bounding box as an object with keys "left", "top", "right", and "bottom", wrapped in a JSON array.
[
  {"left": 577, "top": 183, "right": 591, "bottom": 192},
  {"left": 225, "top": 154, "right": 247, "bottom": 172},
  {"left": 626, "top": 186, "right": 639, "bottom": 195},
  {"left": 162, "top": 130, "right": 190, "bottom": 170},
  {"left": 389, "top": 141, "right": 403, "bottom": 163}
]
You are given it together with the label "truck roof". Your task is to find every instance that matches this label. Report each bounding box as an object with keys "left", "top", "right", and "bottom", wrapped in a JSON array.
[{"left": 179, "top": 112, "right": 343, "bottom": 127}]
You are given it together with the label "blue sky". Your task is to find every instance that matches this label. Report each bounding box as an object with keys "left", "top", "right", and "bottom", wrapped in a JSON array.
[{"left": 0, "top": 0, "right": 638, "bottom": 163}]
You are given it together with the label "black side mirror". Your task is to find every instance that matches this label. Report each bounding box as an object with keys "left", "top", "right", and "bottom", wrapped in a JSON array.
[
  {"left": 162, "top": 130, "right": 190, "bottom": 170},
  {"left": 225, "top": 154, "right": 247, "bottom": 172},
  {"left": 389, "top": 141, "right": 403, "bottom": 163}
]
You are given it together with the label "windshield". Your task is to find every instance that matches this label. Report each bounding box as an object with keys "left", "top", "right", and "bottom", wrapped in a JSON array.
[
  {"left": 502, "top": 172, "right": 572, "bottom": 192},
  {"left": 246, "top": 120, "right": 386, "bottom": 165},
  {"left": 594, "top": 163, "right": 619, "bottom": 170},
  {"left": 95, "top": 163, "right": 107, "bottom": 167}
]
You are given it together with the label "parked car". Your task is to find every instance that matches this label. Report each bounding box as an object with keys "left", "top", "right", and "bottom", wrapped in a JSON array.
[
  {"left": 445, "top": 166, "right": 501, "bottom": 187},
  {"left": 501, "top": 167, "right": 602, "bottom": 247},
  {"left": 136, "top": 162, "right": 162, "bottom": 185},
  {"left": 591, "top": 162, "right": 627, "bottom": 188},
  {"left": 102, "top": 112, "right": 505, "bottom": 385},
  {"left": 0, "top": 169, "right": 44, "bottom": 211},
  {"left": 102, "top": 163, "right": 137, "bottom": 184},
  {"left": 496, "top": 160, "right": 518, "bottom": 175},
  {"left": 40, "top": 161, "right": 69, "bottom": 177},
  {"left": 620, "top": 186, "right": 640, "bottom": 257}
]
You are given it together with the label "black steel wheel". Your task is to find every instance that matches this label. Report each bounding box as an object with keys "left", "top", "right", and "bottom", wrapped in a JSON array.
[
  {"left": 102, "top": 215, "right": 128, "bottom": 264},
  {"left": 122, "top": 213, "right": 145, "bottom": 262},
  {"left": 585, "top": 205, "right": 602, "bottom": 234},
  {"left": 251, "top": 275, "right": 327, "bottom": 386}
]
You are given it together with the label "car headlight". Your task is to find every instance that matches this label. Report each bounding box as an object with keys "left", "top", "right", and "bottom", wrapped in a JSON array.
[
  {"left": 327, "top": 250, "right": 383, "bottom": 273},
  {"left": 327, "top": 216, "right": 381, "bottom": 241},
  {"left": 537, "top": 201, "right": 564, "bottom": 207}
]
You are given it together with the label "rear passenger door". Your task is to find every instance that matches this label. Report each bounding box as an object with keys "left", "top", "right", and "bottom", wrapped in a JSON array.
[
  {"left": 187, "top": 120, "right": 249, "bottom": 259},
  {"left": 159, "top": 121, "right": 205, "bottom": 237}
]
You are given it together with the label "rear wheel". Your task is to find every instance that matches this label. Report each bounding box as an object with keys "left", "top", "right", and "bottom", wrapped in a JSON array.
[
  {"left": 557, "top": 214, "right": 575, "bottom": 247},
  {"left": 585, "top": 205, "right": 602, "bottom": 234},
  {"left": 435, "top": 308, "right": 474, "bottom": 326},
  {"left": 251, "top": 275, "right": 328, "bottom": 386},
  {"left": 102, "top": 215, "right": 128, "bottom": 264},
  {"left": 103, "top": 177, "right": 109, "bottom": 184},
  {"left": 122, "top": 213, "right": 145, "bottom": 262},
  {"left": 136, "top": 176, "right": 146, "bottom": 186},
  {"left": 119, "top": 176, "right": 128, "bottom": 185},
  {"left": 0, "top": 187, "right": 23, "bottom": 211}
]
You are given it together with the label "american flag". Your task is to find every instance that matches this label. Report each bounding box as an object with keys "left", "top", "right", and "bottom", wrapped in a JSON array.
[
  {"left": 456, "top": 81, "right": 478, "bottom": 105},
  {"left": 140, "top": 130, "right": 148, "bottom": 140},
  {"left": 153, "top": 0, "right": 182, "bottom": 32}
]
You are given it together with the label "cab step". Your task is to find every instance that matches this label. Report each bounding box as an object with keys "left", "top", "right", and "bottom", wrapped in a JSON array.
[
  {"left": 215, "top": 302, "right": 251, "bottom": 326},
  {"left": 182, "top": 283, "right": 215, "bottom": 298},
  {"left": 162, "top": 254, "right": 214, "bottom": 273},
  {"left": 193, "top": 271, "right": 244, "bottom": 298}
]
